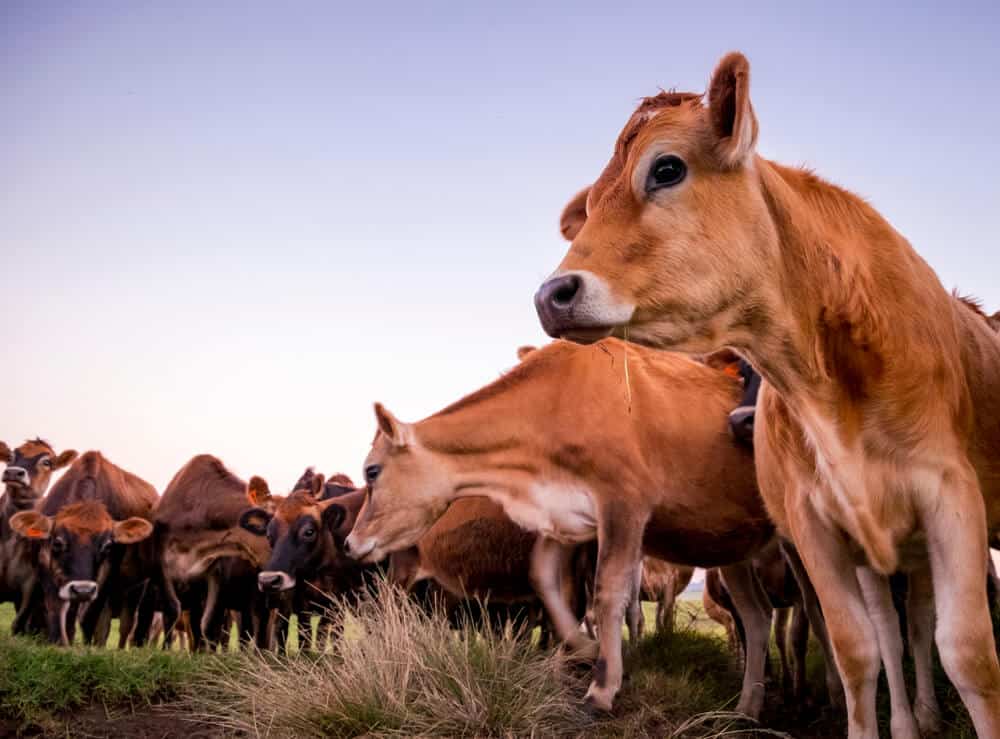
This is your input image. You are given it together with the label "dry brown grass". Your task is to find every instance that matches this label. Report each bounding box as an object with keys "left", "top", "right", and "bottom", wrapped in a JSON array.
[{"left": 184, "top": 578, "right": 594, "bottom": 737}]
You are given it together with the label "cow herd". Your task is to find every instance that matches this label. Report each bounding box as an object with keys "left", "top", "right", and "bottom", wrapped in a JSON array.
[{"left": 6, "top": 51, "right": 1000, "bottom": 738}]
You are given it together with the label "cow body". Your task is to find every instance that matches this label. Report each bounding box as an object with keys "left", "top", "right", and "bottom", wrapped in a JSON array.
[
  {"left": 345, "top": 339, "right": 774, "bottom": 714},
  {"left": 155, "top": 455, "right": 271, "bottom": 650},
  {"left": 0, "top": 439, "right": 77, "bottom": 634},
  {"left": 9, "top": 451, "right": 156, "bottom": 644}
]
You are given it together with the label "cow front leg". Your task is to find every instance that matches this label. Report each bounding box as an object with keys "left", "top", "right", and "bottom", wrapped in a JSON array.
[{"left": 906, "top": 562, "right": 940, "bottom": 735}]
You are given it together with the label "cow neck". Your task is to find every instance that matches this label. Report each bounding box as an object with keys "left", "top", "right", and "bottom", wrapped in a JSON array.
[
  {"left": 741, "top": 157, "right": 964, "bottom": 423},
  {"left": 417, "top": 373, "right": 551, "bottom": 503}
]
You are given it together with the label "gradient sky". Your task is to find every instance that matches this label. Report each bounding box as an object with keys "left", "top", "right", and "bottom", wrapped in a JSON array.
[{"left": 3, "top": 1, "right": 999, "bottom": 493}]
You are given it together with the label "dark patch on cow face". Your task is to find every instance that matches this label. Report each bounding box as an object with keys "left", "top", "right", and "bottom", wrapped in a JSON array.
[
  {"left": 45, "top": 525, "right": 114, "bottom": 602},
  {"left": 1, "top": 440, "right": 76, "bottom": 504}
]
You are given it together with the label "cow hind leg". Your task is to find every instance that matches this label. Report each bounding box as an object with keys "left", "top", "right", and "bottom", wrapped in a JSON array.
[
  {"left": 530, "top": 537, "right": 596, "bottom": 657},
  {"left": 719, "top": 561, "right": 772, "bottom": 720},
  {"left": 789, "top": 604, "right": 809, "bottom": 702},
  {"left": 773, "top": 606, "right": 792, "bottom": 697},
  {"left": 625, "top": 564, "right": 644, "bottom": 645}
]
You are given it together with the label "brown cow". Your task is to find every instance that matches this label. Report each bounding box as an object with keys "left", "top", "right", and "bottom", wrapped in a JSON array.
[
  {"left": 238, "top": 475, "right": 377, "bottom": 651},
  {"left": 9, "top": 451, "right": 156, "bottom": 645},
  {"left": 533, "top": 52, "right": 1000, "bottom": 736},
  {"left": 0, "top": 439, "right": 77, "bottom": 633},
  {"left": 155, "top": 455, "right": 271, "bottom": 650},
  {"left": 638, "top": 558, "right": 694, "bottom": 634},
  {"left": 344, "top": 339, "right": 774, "bottom": 714}
]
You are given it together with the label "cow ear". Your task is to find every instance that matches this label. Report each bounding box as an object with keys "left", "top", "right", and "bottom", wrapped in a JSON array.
[
  {"left": 309, "top": 473, "right": 325, "bottom": 498},
  {"left": 707, "top": 52, "right": 757, "bottom": 168},
  {"left": 320, "top": 501, "right": 347, "bottom": 534},
  {"left": 52, "top": 450, "right": 78, "bottom": 470},
  {"left": 560, "top": 186, "right": 590, "bottom": 241},
  {"left": 239, "top": 507, "right": 272, "bottom": 536},
  {"left": 0, "top": 441, "right": 11, "bottom": 464},
  {"left": 374, "top": 403, "right": 411, "bottom": 449},
  {"left": 112, "top": 517, "right": 153, "bottom": 544},
  {"left": 247, "top": 476, "right": 271, "bottom": 505},
  {"left": 516, "top": 346, "right": 538, "bottom": 362},
  {"left": 10, "top": 511, "right": 52, "bottom": 540}
]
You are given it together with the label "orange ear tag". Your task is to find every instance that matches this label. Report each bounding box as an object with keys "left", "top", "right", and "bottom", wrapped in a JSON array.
[{"left": 26, "top": 527, "right": 46, "bottom": 538}]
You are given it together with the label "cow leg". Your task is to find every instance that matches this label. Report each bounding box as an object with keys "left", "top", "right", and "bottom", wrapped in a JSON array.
[
  {"left": 773, "top": 606, "right": 792, "bottom": 697},
  {"left": 856, "top": 566, "right": 919, "bottom": 739},
  {"left": 789, "top": 604, "right": 809, "bottom": 702},
  {"left": 790, "top": 502, "right": 881, "bottom": 739},
  {"left": 530, "top": 536, "right": 595, "bottom": 656},
  {"left": 923, "top": 468, "right": 1000, "bottom": 738},
  {"left": 719, "top": 561, "right": 771, "bottom": 720},
  {"left": 625, "top": 563, "right": 644, "bottom": 644},
  {"left": 11, "top": 577, "right": 38, "bottom": 635},
  {"left": 160, "top": 575, "right": 183, "bottom": 649},
  {"left": 906, "top": 562, "right": 940, "bottom": 735},
  {"left": 781, "top": 541, "right": 845, "bottom": 710},
  {"left": 200, "top": 575, "right": 222, "bottom": 650},
  {"left": 583, "top": 509, "right": 645, "bottom": 713},
  {"left": 132, "top": 580, "right": 156, "bottom": 647}
]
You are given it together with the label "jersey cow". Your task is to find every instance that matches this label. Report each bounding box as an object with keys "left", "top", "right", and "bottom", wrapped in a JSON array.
[
  {"left": 533, "top": 51, "right": 1000, "bottom": 737},
  {"left": 9, "top": 451, "right": 156, "bottom": 645},
  {"left": 155, "top": 455, "right": 271, "bottom": 650},
  {"left": 1, "top": 439, "right": 77, "bottom": 634},
  {"left": 343, "top": 339, "right": 774, "bottom": 715}
]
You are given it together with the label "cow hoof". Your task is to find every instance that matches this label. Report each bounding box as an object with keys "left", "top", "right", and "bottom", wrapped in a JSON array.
[{"left": 583, "top": 693, "right": 614, "bottom": 716}]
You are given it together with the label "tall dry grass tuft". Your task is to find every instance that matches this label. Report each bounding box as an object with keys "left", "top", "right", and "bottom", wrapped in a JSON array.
[{"left": 184, "top": 576, "right": 592, "bottom": 737}]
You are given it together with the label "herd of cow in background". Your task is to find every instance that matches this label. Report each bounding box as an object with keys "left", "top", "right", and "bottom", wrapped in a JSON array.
[{"left": 6, "top": 51, "right": 1000, "bottom": 738}]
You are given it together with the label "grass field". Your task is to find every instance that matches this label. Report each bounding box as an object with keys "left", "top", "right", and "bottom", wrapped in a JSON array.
[{"left": 0, "top": 592, "right": 990, "bottom": 737}]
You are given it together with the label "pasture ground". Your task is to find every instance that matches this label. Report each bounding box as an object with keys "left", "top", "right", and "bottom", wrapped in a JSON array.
[{"left": 0, "top": 589, "right": 991, "bottom": 738}]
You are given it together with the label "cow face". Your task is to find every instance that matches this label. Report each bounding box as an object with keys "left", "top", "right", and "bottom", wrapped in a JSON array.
[
  {"left": 535, "top": 53, "right": 773, "bottom": 356},
  {"left": 0, "top": 439, "right": 77, "bottom": 506},
  {"left": 344, "top": 404, "right": 452, "bottom": 563},
  {"left": 239, "top": 476, "right": 341, "bottom": 593},
  {"left": 11, "top": 502, "right": 153, "bottom": 603}
]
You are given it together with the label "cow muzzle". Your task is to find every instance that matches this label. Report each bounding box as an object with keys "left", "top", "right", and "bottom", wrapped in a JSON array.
[
  {"left": 59, "top": 580, "right": 99, "bottom": 602},
  {"left": 343, "top": 533, "right": 377, "bottom": 561},
  {"left": 258, "top": 571, "right": 296, "bottom": 593},
  {"left": 3, "top": 466, "right": 29, "bottom": 487},
  {"left": 534, "top": 270, "right": 633, "bottom": 342}
]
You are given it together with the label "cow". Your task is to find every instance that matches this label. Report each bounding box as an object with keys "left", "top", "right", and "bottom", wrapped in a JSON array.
[
  {"left": 154, "top": 454, "right": 271, "bottom": 651},
  {"left": 638, "top": 559, "right": 694, "bottom": 634},
  {"left": 342, "top": 339, "right": 776, "bottom": 715},
  {"left": 532, "top": 51, "right": 1000, "bottom": 736},
  {"left": 238, "top": 475, "right": 376, "bottom": 651},
  {"left": 7, "top": 451, "right": 156, "bottom": 645},
  {"left": 0, "top": 439, "right": 77, "bottom": 634}
]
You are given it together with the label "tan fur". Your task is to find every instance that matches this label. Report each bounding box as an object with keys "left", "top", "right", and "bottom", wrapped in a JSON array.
[
  {"left": 639, "top": 558, "right": 694, "bottom": 632},
  {"left": 346, "top": 338, "right": 773, "bottom": 713},
  {"left": 539, "top": 51, "right": 1000, "bottom": 736}
]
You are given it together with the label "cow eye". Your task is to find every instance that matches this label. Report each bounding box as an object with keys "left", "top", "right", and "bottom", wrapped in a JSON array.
[
  {"left": 51, "top": 538, "right": 65, "bottom": 554},
  {"left": 301, "top": 526, "right": 316, "bottom": 541},
  {"left": 364, "top": 464, "right": 382, "bottom": 484},
  {"left": 99, "top": 539, "right": 113, "bottom": 557},
  {"left": 646, "top": 155, "right": 687, "bottom": 191},
  {"left": 40, "top": 458, "right": 52, "bottom": 468}
]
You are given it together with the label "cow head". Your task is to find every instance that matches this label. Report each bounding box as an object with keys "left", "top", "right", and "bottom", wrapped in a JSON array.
[
  {"left": 238, "top": 473, "right": 348, "bottom": 593},
  {"left": 344, "top": 404, "right": 453, "bottom": 563},
  {"left": 0, "top": 439, "right": 77, "bottom": 507},
  {"left": 11, "top": 502, "right": 152, "bottom": 605},
  {"left": 535, "top": 52, "right": 774, "bottom": 356}
]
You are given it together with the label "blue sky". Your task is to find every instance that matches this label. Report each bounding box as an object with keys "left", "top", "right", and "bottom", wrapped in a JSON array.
[{"left": 3, "top": 1, "right": 998, "bottom": 491}]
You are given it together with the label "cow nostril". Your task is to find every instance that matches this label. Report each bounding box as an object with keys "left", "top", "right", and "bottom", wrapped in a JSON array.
[
  {"left": 551, "top": 275, "right": 581, "bottom": 307},
  {"left": 342, "top": 539, "right": 351, "bottom": 554}
]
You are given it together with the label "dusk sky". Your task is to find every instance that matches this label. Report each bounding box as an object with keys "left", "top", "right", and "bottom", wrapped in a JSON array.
[{"left": 4, "top": 1, "right": 998, "bottom": 492}]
